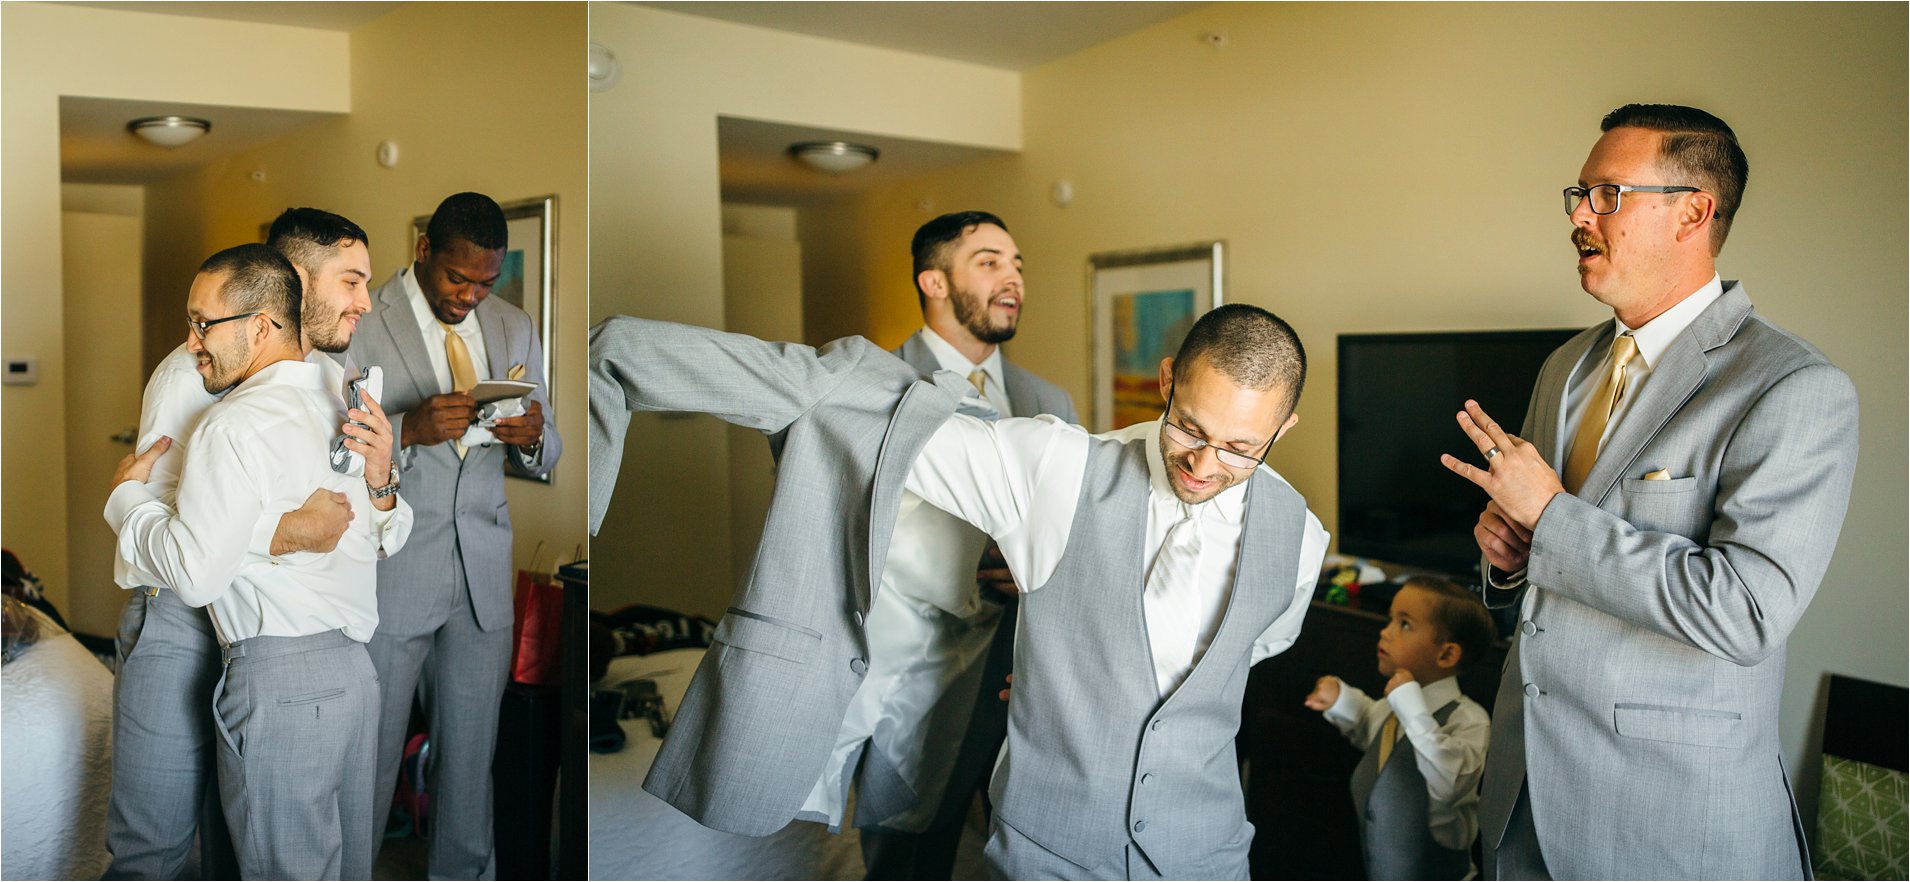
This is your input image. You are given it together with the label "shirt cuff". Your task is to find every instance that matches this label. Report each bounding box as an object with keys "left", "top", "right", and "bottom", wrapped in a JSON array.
[
  {"left": 1482, "top": 556, "right": 1527, "bottom": 590},
  {"left": 1387, "top": 679, "right": 1434, "bottom": 737},
  {"left": 103, "top": 480, "right": 160, "bottom": 531},
  {"left": 1322, "top": 679, "right": 1368, "bottom": 728}
]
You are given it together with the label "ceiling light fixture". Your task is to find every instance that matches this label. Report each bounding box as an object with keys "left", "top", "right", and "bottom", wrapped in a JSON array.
[
  {"left": 128, "top": 115, "right": 212, "bottom": 149},
  {"left": 789, "top": 140, "right": 879, "bottom": 175}
]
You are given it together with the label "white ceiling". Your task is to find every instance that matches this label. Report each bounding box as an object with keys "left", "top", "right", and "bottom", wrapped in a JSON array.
[
  {"left": 61, "top": 2, "right": 405, "bottom": 32},
  {"left": 637, "top": 1, "right": 1208, "bottom": 72},
  {"left": 61, "top": 96, "right": 339, "bottom": 185},
  {"left": 719, "top": 117, "right": 1010, "bottom": 206}
]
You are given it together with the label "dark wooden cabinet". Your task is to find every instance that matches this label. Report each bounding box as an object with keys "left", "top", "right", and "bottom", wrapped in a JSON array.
[{"left": 1242, "top": 600, "right": 1506, "bottom": 880}]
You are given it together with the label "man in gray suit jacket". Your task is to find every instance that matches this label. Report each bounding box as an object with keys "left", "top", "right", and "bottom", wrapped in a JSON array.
[
  {"left": 1443, "top": 105, "right": 1858, "bottom": 879},
  {"left": 346, "top": 193, "right": 561, "bottom": 878},
  {"left": 589, "top": 304, "right": 1329, "bottom": 880},
  {"left": 850, "top": 212, "right": 1076, "bottom": 879}
]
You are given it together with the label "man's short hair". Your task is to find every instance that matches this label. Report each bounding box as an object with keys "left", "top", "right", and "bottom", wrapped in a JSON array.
[
  {"left": 1600, "top": 103, "right": 1748, "bottom": 255},
  {"left": 266, "top": 207, "right": 368, "bottom": 279},
  {"left": 198, "top": 243, "right": 302, "bottom": 342},
  {"left": 1171, "top": 303, "right": 1307, "bottom": 412},
  {"left": 424, "top": 192, "right": 508, "bottom": 253},
  {"left": 910, "top": 211, "right": 1008, "bottom": 308},
  {"left": 1402, "top": 576, "right": 1497, "bottom": 671}
]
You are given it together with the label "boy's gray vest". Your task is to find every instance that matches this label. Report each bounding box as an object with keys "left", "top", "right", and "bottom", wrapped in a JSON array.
[
  {"left": 1350, "top": 700, "right": 1468, "bottom": 880},
  {"left": 991, "top": 436, "right": 1307, "bottom": 875}
]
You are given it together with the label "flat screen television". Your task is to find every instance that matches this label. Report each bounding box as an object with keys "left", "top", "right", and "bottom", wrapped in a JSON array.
[{"left": 1337, "top": 329, "right": 1581, "bottom": 577}]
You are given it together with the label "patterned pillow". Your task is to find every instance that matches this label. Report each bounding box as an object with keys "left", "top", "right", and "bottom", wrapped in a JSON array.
[{"left": 1815, "top": 754, "right": 1908, "bottom": 880}]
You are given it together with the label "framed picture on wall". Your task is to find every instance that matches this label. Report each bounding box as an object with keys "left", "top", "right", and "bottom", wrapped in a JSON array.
[
  {"left": 1087, "top": 241, "right": 1225, "bottom": 432},
  {"left": 412, "top": 194, "right": 557, "bottom": 482}
]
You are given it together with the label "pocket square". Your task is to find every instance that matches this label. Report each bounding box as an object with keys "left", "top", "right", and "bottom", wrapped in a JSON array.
[{"left": 1642, "top": 468, "right": 1672, "bottom": 481}]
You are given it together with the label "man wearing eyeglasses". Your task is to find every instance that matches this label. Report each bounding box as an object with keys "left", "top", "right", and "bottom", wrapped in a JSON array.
[
  {"left": 101, "top": 209, "right": 385, "bottom": 880},
  {"left": 590, "top": 303, "right": 1326, "bottom": 880},
  {"left": 1441, "top": 104, "right": 1857, "bottom": 879},
  {"left": 106, "top": 243, "right": 412, "bottom": 879}
]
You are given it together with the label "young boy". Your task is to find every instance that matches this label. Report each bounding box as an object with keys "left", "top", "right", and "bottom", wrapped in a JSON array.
[{"left": 1304, "top": 577, "right": 1496, "bottom": 880}]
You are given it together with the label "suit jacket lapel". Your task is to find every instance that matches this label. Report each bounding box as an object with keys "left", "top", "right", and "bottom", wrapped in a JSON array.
[
  {"left": 476, "top": 299, "right": 511, "bottom": 380},
  {"left": 1001, "top": 359, "right": 1039, "bottom": 419},
  {"left": 1540, "top": 328, "right": 1607, "bottom": 465},
  {"left": 377, "top": 271, "right": 441, "bottom": 401},
  {"left": 865, "top": 370, "right": 969, "bottom": 613},
  {"left": 1579, "top": 282, "right": 1754, "bottom": 504}
]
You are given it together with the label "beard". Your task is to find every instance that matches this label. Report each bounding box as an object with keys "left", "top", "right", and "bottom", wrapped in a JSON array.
[
  {"left": 950, "top": 281, "right": 1018, "bottom": 345},
  {"left": 198, "top": 333, "right": 251, "bottom": 394},
  {"left": 1156, "top": 431, "right": 1239, "bottom": 505},
  {"left": 304, "top": 308, "right": 352, "bottom": 353}
]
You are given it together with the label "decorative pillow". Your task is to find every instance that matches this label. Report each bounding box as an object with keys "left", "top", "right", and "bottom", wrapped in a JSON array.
[{"left": 1816, "top": 754, "right": 1908, "bottom": 880}]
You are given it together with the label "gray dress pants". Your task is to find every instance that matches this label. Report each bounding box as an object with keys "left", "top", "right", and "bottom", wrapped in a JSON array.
[
  {"left": 367, "top": 562, "right": 513, "bottom": 880},
  {"left": 212, "top": 631, "right": 380, "bottom": 880},
  {"left": 1484, "top": 781, "right": 1553, "bottom": 881},
  {"left": 104, "top": 588, "right": 237, "bottom": 880}
]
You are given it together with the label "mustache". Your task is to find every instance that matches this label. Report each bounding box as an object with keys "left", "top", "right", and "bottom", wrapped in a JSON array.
[{"left": 1572, "top": 229, "right": 1604, "bottom": 252}]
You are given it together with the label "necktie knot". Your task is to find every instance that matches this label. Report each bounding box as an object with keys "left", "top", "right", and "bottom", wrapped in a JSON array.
[
  {"left": 966, "top": 368, "right": 988, "bottom": 398},
  {"left": 1611, "top": 333, "right": 1639, "bottom": 369}
]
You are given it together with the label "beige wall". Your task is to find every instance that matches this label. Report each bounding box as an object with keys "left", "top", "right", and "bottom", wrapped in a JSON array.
[
  {"left": 2, "top": 2, "right": 348, "bottom": 615},
  {"left": 587, "top": 3, "right": 1021, "bottom": 616},
  {"left": 138, "top": 1, "right": 590, "bottom": 579},
  {"left": 804, "top": 0, "right": 1907, "bottom": 823}
]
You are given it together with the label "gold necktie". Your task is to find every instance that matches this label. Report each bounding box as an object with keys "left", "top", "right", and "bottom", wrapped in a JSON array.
[
  {"left": 442, "top": 322, "right": 477, "bottom": 459},
  {"left": 967, "top": 368, "right": 988, "bottom": 398},
  {"left": 1376, "top": 715, "right": 1402, "bottom": 771},
  {"left": 1562, "top": 333, "right": 1639, "bottom": 493}
]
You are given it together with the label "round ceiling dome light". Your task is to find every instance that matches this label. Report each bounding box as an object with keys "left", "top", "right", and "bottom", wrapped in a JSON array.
[
  {"left": 789, "top": 140, "right": 879, "bottom": 175},
  {"left": 128, "top": 115, "right": 212, "bottom": 149}
]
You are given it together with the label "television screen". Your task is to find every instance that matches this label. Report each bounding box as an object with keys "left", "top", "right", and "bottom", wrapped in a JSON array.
[{"left": 1337, "top": 329, "right": 1582, "bottom": 577}]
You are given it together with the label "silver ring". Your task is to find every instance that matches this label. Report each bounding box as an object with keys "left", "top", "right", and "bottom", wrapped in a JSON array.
[{"left": 1484, "top": 446, "right": 1501, "bottom": 461}]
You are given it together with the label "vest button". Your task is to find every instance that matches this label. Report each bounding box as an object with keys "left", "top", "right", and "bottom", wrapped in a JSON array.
[
  {"left": 1150, "top": 719, "right": 1163, "bottom": 732},
  {"left": 854, "top": 610, "right": 865, "bottom": 627},
  {"left": 1521, "top": 620, "right": 1538, "bottom": 636},
  {"left": 1140, "top": 772, "right": 1154, "bottom": 785},
  {"left": 1133, "top": 820, "right": 1147, "bottom": 833},
  {"left": 1524, "top": 683, "right": 1540, "bottom": 698},
  {"left": 850, "top": 658, "right": 868, "bottom": 675}
]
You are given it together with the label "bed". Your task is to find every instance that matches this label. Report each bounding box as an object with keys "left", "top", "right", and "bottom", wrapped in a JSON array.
[{"left": 588, "top": 647, "right": 870, "bottom": 880}]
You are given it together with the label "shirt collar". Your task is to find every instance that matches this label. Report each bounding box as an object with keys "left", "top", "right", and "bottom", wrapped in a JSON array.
[
  {"left": 1140, "top": 418, "right": 1249, "bottom": 524},
  {"left": 1615, "top": 273, "right": 1722, "bottom": 370},
  {"left": 233, "top": 357, "right": 325, "bottom": 394},
  {"left": 919, "top": 326, "right": 1002, "bottom": 390},
  {"left": 1413, "top": 674, "right": 1464, "bottom": 711}
]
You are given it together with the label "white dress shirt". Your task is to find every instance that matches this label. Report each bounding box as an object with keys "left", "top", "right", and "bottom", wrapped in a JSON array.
[
  {"left": 1323, "top": 675, "right": 1492, "bottom": 852},
  {"left": 918, "top": 325, "right": 1013, "bottom": 417},
  {"left": 904, "top": 415, "right": 1330, "bottom": 699},
  {"left": 112, "top": 345, "right": 343, "bottom": 591},
  {"left": 1490, "top": 274, "right": 1722, "bottom": 593},
  {"left": 403, "top": 265, "right": 491, "bottom": 393},
  {"left": 105, "top": 359, "right": 413, "bottom": 645}
]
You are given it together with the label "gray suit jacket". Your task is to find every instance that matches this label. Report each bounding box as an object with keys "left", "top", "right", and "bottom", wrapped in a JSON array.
[
  {"left": 587, "top": 316, "right": 968, "bottom": 835},
  {"left": 1480, "top": 281, "right": 1858, "bottom": 879},
  {"left": 344, "top": 269, "right": 561, "bottom": 635},
  {"left": 894, "top": 331, "right": 1078, "bottom": 426}
]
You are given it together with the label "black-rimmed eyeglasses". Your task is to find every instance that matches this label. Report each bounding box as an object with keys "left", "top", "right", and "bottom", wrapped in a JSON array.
[
  {"left": 1160, "top": 386, "right": 1275, "bottom": 471},
  {"left": 1563, "top": 183, "right": 1701, "bottom": 216},
  {"left": 188, "top": 311, "right": 281, "bottom": 339}
]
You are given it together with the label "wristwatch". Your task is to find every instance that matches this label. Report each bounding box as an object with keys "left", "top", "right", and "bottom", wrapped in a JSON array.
[{"left": 368, "top": 464, "right": 401, "bottom": 500}]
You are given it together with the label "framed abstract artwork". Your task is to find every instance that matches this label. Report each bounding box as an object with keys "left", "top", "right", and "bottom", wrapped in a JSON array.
[{"left": 1087, "top": 241, "right": 1225, "bottom": 431}]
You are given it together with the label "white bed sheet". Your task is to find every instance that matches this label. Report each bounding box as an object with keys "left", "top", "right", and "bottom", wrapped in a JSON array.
[{"left": 588, "top": 648, "right": 867, "bottom": 880}]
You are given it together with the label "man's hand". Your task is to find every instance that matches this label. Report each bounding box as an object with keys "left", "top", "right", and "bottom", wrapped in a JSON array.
[
  {"left": 1384, "top": 668, "right": 1415, "bottom": 696},
  {"left": 976, "top": 542, "right": 1019, "bottom": 598},
  {"left": 270, "top": 488, "right": 353, "bottom": 555},
  {"left": 1303, "top": 675, "right": 1342, "bottom": 711},
  {"left": 1439, "top": 400, "right": 1565, "bottom": 530},
  {"left": 490, "top": 399, "right": 545, "bottom": 447},
  {"left": 343, "top": 390, "right": 396, "bottom": 498},
  {"left": 1475, "top": 500, "right": 1533, "bottom": 573},
  {"left": 111, "top": 436, "right": 172, "bottom": 490},
  {"left": 401, "top": 392, "right": 477, "bottom": 448},
  {"left": 998, "top": 673, "right": 1014, "bottom": 703}
]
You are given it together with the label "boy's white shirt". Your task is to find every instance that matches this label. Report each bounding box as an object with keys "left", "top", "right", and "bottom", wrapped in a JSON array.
[{"left": 1322, "top": 674, "right": 1491, "bottom": 851}]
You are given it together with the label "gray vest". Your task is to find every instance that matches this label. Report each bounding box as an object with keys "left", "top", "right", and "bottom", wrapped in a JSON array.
[
  {"left": 990, "top": 436, "right": 1307, "bottom": 874},
  {"left": 1350, "top": 699, "right": 1469, "bottom": 881}
]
